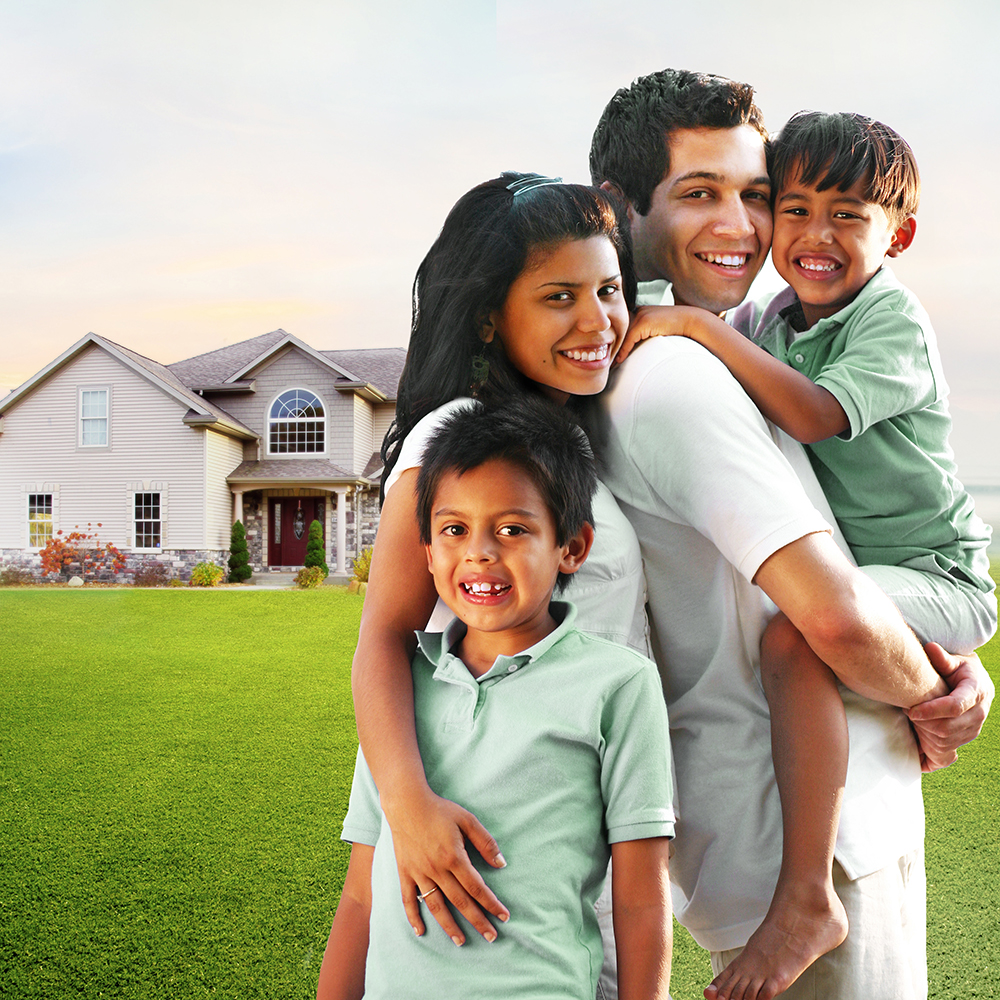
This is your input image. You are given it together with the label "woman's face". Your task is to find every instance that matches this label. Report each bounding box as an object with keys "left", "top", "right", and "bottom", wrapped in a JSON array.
[{"left": 487, "top": 236, "right": 629, "bottom": 404}]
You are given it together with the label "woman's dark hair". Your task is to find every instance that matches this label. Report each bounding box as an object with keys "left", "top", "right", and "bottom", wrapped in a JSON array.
[{"left": 380, "top": 172, "right": 635, "bottom": 499}]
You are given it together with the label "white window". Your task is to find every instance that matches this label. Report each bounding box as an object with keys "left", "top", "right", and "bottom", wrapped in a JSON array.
[
  {"left": 268, "top": 389, "right": 325, "bottom": 454},
  {"left": 134, "top": 492, "right": 161, "bottom": 549},
  {"left": 28, "top": 494, "right": 53, "bottom": 548},
  {"left": 80, "top": 388, "right": 109, "bottom": 446}
]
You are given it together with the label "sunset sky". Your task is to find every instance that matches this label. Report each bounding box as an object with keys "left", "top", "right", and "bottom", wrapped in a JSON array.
[{"left": 2, "top": 0, "right": 998, "bottom": 486}]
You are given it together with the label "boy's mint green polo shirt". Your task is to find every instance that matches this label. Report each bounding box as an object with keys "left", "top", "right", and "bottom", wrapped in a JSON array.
[
  {"left": 735, "top": 266, "right": 992, "bottom": 592},
  {"left": 343, "top": 602, "right": 675, "bottom": 1000}
]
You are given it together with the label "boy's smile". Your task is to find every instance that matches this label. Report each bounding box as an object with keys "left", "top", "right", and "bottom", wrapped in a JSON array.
[
  {"left": 425, "top": 459, "right": 590, "bottom": 676},
  {"left": 772, "top": 169, "right": 915, "bottom": 327}
]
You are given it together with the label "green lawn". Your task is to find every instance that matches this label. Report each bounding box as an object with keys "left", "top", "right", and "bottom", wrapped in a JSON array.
[{"left": 1, "top": 585, "right": 997, "bottom": 998}]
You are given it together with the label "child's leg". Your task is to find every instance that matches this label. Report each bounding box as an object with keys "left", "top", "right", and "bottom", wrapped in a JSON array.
[
  {"left": 317, "top": 843, "right": 374, "bottom": 1000},
  {"left": 706, "top": 612, "right": 849, "bottom": 1000}
]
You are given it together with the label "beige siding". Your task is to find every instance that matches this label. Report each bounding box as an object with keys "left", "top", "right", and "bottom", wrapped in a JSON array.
[
  {"left": 353, "top": 396, "right": 375, "bottom": 472},
  {"left": 205, "top": 430, "right": 245, "bottom": 547},
  {"left": 0, "top": 344, "right": 217, "bottom": 550},
  {"left": 209, "top": 346, "right": 358, "bottom": 471},
  {"left": 372, "top": 403, "right": 395, "bottom": 456}
]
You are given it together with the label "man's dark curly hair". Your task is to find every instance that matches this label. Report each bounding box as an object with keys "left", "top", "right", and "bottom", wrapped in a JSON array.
[{"left": 590, "top": 68, "right": 768, "bottom": 216}]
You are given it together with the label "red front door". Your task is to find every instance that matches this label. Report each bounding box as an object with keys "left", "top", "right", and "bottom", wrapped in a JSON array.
[{"left": 268, "top": 497, "right": 321, "bottom": 566}]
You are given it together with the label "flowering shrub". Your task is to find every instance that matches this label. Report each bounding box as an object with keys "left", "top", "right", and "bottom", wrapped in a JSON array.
[
  {"left": 39, "top": 524, "right": 126, "bottom": 582},
  {"left": 295, "top": 566, "right": 325, "bottom": 589},
  {"left": 189, "top": 562, "right": 225, "bottom": 587},
  {"left": 351, "top": 547, "right": 373, "bottom": 583}
]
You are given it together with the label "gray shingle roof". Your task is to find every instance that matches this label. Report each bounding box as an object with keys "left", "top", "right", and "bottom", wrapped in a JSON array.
[
  {"left": 168, "top": 330, "right": 290, "bottom": 386},
  {"left": 227, "top": 458, "right": 357, "bottom": 482},
  {"left": 96, "top": 336, "right": 257, "bottom": 437},
  {"left": 321, "top": 348, "right": 407, "bottom": 400},
  {"left": 168, "top": 333, "right": 406, "bottom": 401}
]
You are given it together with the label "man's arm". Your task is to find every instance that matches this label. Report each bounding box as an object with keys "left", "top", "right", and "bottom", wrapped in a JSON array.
[
  {"left": 316, "top": 843, "right": 374, "bottom": 1000},
  {"left": 748, "top": 530, "right": 995, "bottom": 770},
  {"left": 611, "top": 838, "right": 672, "bottom": 1000},
  {"left": 753, "top": 531, "right": 947, "bottom": 708},
  {"left": 620, "top": 305, "right": 848, "bottom": 442}
]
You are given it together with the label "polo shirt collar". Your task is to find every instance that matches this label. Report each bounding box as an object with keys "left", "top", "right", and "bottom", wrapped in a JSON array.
[
  {"left": 415, "top": 601, "right": 578, "bottom": 684},
  {"left": 779, "top": 264, "right": 898, "bottom": 335}
]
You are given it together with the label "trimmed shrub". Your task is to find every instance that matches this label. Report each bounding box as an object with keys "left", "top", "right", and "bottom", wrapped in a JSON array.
[
  {"left": 132, "top": 563, "right": 171, "bottom": 587},
  {"left": 189, "top": 562, "right": 225, "bottom": 587},
  {"left": 303, "top": 519, "right": 328, "bottom": 577},
  {"left": 0, "top": 564, "right": 33, "bottom": 586},
  {"left": 295, "top": 566, "right": 325, "bottom": 589},
  {"left": 228, "top": 520, "right": 252, "bottom": 583},
  {"left": 351, "top": 547, "right": 373, "bottom": 583}
]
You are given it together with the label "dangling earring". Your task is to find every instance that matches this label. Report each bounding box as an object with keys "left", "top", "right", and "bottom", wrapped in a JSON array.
[{"left": 470, "top": 345, "right": 490, "bottom": 398}]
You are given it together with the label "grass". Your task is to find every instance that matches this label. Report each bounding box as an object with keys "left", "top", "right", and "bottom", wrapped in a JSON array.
[
  {"left": 1, "top": 589, "right": 361, "bottom": 999},
  {"left": 1, "top": 580, "right": 998, "bottom": 998}
]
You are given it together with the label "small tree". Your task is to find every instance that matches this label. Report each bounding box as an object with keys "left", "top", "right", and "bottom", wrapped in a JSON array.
[
  {"left": 303, "top": 519, "right": 328, "bottom": 577},
  {"left": 39, "top": 523, "right": 126, "bottom": 582},
  {"left": 228, "top": 520, "right": 252, "bottom": 583}
]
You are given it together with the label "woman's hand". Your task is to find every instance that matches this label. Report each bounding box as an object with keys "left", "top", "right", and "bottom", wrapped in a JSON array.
[{"left": 382, "top": 783, "right": 510, "bottom": 944}]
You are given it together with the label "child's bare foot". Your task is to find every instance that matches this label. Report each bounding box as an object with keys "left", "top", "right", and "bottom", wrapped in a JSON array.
[{"left": 703, "top": 883, "right": 848, "bottom": 1000}]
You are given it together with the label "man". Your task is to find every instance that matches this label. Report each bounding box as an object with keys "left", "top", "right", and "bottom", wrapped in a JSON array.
[{"left": 589, "top": 68, "right": 993, "bottom": 1000}]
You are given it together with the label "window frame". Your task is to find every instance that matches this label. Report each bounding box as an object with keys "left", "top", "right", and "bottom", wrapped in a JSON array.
[
  {"left": 27, "top": 493, "right": 54, "bottom": 549},
  {"left": 133, "top": 491, "right": 163, "bottom": 552},
  {"left": 79, "top": 386, "right": 111, "bottom": 448},
  {"left": 267, "top": 388, "right": 327, "bottom": 456}
]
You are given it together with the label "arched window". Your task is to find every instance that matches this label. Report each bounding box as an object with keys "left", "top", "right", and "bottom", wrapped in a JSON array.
[{"left": 269, "top": 389, "right": 326, "bottom": 454}]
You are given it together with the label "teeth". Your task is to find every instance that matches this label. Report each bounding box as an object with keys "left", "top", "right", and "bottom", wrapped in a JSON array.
[
  {"left": 699, "top": 253, "right": 747, "bottom": 267},
  {"left": 562, "top": 344, "right": 610, "bottom": 362},
  {"left": 465, "top": 582, "right": 508, "bottom": 595},
  {"left": 799, "top": 259, "right": 839, "bottom": 272}
]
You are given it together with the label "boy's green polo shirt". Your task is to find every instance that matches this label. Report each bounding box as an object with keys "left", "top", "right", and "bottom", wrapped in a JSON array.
[
  {"left": 734, "top": 266, "right": 992, "bottom": 592},
  {"left": 343, "top": 602, "right": 675, "bottom": 999}
]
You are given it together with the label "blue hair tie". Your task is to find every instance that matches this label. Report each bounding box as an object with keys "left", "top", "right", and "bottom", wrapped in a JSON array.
[{"left": 506, "top": 173, "right": 563, "bottom": 198}]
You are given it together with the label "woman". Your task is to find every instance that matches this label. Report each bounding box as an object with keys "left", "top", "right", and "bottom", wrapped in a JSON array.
[{"left": 351, "top": 172, "right": 645, "bottom": 957}]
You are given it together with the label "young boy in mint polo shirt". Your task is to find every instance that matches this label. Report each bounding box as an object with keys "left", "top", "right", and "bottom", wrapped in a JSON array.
[
  {"left": 316, "top": 397, "right": 675, "bottom": 1000},
  {"left": 616, "top": 111, "right": 996, "bottom": 1000}
]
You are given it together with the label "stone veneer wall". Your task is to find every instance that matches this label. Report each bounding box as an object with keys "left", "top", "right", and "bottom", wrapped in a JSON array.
[
  {"left": 0, "top": 547, "right": 228, "bottom": 583},
  {"left": 240, "top": 492, "right": 265, "bottom": 570}
]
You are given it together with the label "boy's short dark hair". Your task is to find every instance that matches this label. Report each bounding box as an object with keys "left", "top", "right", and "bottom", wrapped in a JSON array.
[
  {"left": 589, "top": 67, "right": 768, "bottom": 216},
  {"left": 416, "top": 397, "right": 597, "bottom": 592},
  {"left": 771, "top": 111, "right": 920, "bottom": 225}
]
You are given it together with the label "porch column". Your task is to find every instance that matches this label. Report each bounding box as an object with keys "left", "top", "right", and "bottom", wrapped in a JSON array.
[
  {"left": 334, "top": 487, "right": 348, "bottom": 575},
  {"left": 232, "top": 488, "right": 244, "bottom": 524}
]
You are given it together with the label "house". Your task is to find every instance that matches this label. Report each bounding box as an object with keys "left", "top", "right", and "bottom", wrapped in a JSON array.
[{"left": 0, "top": 329, "right": 407, "bottom": 580}]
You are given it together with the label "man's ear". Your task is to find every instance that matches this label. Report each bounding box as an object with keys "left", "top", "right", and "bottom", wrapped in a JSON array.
[
  {"left": 425, "top": 543, "right": 435, "bottom": 573},
  {"left": 886, "top": 215, "right": 916, "bottom": 258},
  {"left": 558, "top": 522, "right": 595, "bottom": 577}
]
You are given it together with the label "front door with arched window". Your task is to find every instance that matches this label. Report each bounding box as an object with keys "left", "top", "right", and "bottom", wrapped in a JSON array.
[{"left": 267, "top": 497, "right": 323, "bottom": 567}]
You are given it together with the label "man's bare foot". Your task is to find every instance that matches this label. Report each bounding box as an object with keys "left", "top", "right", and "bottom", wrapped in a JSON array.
[{"left": 703, "top": 883, "right": 848, "bottom": 1000}]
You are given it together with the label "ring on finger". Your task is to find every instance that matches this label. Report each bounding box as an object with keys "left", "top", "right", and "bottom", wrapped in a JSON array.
[{"left": 417, "top": 886, "right": 440, "bottom": 902}]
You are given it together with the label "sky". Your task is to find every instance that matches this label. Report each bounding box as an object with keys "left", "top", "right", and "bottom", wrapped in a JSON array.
[{"left": 2, "top": 0, "right": 999, "bottom": 485}]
